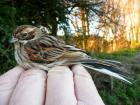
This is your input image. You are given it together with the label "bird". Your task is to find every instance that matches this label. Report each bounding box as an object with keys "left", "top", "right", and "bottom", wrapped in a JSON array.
[{"left": 10, "top": 25, "right": 131, "bottom": 83}]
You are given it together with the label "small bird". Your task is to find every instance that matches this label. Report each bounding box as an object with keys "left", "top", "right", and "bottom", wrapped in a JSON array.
[{"left": 10, "top": 25, "right": 131, "bottom": 83}]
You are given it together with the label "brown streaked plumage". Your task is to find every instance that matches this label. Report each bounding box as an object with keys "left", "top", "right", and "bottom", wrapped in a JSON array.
[{"left": 11, "top": 25, "right": 131, "bottom": 83}]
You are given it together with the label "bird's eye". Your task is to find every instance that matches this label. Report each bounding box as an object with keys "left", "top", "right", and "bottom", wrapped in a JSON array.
[{"left": 22, "top": 33, "right": 28, "bottom": 37}]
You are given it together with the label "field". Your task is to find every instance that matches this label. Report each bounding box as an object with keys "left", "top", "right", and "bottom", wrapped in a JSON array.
[{"left": 92, "top": 48, "right": 140, "bottom": 105}]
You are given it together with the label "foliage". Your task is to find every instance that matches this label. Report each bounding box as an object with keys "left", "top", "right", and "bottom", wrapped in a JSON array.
[
  {"left": 93, "top": 48, "right": 140, "bottom": 105},
  {"left": 65, "top": 35, "right": 135, "bottom": 53},
  {"left": 0, "top": 29, "right": 16, "bottom": 74},
  {"left": 0, "top": 4, "right": 17, "bottom": 74},
  {"left": 100, "top": 76, "right": 140, "bottom": 105},
  {"left": 0, "top": 0, "right": 68, "bottom": 35}
]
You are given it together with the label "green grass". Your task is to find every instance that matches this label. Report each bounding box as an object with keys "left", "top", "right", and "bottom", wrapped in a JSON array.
[
  {"left": 100, "top": 77, "right": 140, "bottom": 105},
  {"left": 91, "top": 48, "right": 140, "bottom": 61},
  {"left": 91, "top": 48, "right": 140, "bottom": 105}
]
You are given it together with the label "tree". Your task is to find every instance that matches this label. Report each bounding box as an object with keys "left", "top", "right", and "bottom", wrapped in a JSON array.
[{"left": 0, "top": 0, "right": 68, "bottom": 36}]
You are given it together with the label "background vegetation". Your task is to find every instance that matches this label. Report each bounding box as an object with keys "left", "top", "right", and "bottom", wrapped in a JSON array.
[{"left": 0, "top": 0, "right": 140, "bottom": 105}]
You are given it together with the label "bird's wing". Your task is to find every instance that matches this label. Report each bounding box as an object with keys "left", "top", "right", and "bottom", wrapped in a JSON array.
[{"left": 24, "top": 35, "right": 66, "bottom": 63}]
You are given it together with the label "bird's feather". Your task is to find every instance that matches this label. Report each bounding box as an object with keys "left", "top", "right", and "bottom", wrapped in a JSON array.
[
  {"left": 82, "top": 64, "right": 131, "bottom": 83},
  {"left": 24, "top": 36, "right": 65, "bottom": 63}
]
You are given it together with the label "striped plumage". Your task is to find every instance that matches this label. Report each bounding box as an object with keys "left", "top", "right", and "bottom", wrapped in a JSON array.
[{"left": 11, "top": 25, "right": 131, "bottom": 83}]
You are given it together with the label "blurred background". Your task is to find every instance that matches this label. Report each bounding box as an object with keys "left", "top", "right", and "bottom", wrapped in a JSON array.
[{"left": 0, "top": 0, "right": 140, "bottom": 104}]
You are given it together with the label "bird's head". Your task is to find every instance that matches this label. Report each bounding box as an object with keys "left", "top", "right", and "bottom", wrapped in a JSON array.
[{"left": 10, "top": 25, "right": 43, "bottom": 44}]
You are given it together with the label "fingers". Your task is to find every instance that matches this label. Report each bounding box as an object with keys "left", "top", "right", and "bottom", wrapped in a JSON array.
[
  {"left": 0, "top": 65, "right": 104, "bottom": 105},
  {"left": 72, "top": 65, "right": 105, "bottom": 105},
  {"left": 8, "top": 68, "right": 46, "bottom": 105},
  {"left": 0, "top": 66, "right": 24, "bottom": 105},
  {"left": 45, "top": 66, "right": 77, "bottom": 105}
]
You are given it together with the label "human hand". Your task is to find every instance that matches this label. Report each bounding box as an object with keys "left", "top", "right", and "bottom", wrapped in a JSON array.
[{"left": 0, "top": 65, "right": 105, "bottom": 105}]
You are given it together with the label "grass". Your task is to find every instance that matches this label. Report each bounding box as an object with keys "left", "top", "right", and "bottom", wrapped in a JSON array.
[
  {"left": 91, "top": 48, "right": 140, "bottom": 61},
  {"left": 100, "top": 77, "right": 140, "bottom": 105},
  {"left": 91, "top": 48, "right": 140, "bottom": 105}
]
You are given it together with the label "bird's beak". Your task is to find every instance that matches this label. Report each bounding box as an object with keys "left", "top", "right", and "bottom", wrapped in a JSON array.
[{"left": 9, "top": 36, "right": 18, "bottom": 43}]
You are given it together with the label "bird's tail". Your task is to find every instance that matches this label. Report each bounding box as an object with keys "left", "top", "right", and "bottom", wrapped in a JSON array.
[{"left": 66, "top": 59, "right": 132, "bottom": 84}]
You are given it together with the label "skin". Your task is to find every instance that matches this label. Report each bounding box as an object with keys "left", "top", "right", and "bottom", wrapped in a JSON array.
[{"left": 0, "top": 65, "right": 105, "bottom": 105}]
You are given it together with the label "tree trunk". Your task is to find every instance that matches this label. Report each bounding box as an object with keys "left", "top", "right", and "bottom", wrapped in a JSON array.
[{"left": 80, "top": 7, "right": 87, "bottom": 49}]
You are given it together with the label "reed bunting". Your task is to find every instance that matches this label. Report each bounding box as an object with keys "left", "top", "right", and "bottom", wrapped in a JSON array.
[{"left": 10, "top": 25, "right": 131, "bottom": 83}]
